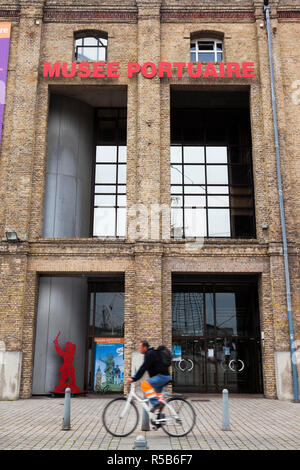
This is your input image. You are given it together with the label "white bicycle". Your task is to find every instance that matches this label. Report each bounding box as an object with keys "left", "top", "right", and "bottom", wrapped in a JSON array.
[{"left": 102, "top": 382, "right": 196, "bottom": 437}]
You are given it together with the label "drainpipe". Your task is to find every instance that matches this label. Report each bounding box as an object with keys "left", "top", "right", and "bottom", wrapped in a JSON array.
[{"left": 264, "top": 1, "right": 299, "bottom": 402}]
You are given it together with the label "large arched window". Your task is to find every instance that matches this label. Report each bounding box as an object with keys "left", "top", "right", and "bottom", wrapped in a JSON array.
[
  {"left": 74, "top": 30, "right": 108, "bottom": 61},
  {"left": 190, "top": 31, "right": 224, "bottom": 63}
]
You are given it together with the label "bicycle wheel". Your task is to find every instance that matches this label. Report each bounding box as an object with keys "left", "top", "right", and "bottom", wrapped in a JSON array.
[
  {"left": 102, "top": 397, "right": 139, "bottom": 437},
  {"left": 161, "top": 397, "right": 196, "bottom": 437}
]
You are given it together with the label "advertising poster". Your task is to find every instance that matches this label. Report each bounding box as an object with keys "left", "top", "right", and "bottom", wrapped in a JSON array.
[
  {"left": 172, "top": 344, "right": 182, "bottom": 362},
  {"left": 93, "top": 338, "right": 124, "bottom": 392},
  {"left": 0, "top": 22, "right": 11, "bottom": 148}
]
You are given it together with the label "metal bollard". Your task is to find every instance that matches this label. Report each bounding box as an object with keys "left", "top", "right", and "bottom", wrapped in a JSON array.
[
  {"left": 222, "top": 388, "right": 231, "bottom": 431},
  {"left": 133, "top": 435, "right": 148, "bottom": 450},
  {"left": 141, "top": 398, "right": 150, "bottom": 431},
  {"left": 62, "top": 388, "right": 71, "bottom": 431}
]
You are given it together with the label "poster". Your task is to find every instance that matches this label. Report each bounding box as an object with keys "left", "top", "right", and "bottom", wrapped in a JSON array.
[
  {"left": 172, "top": 344, "right": 182, "bottom": 361},
  {"left": 93, "top": 338, "right": 124, "bottom": 392},
  {"left": 0, "top": 22, "right": 11, "bottom": 148}
]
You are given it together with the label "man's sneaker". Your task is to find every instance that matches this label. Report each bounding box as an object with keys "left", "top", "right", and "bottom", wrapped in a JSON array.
[{"left": 150, "top": 403, "right": 164, "bottom": 413}]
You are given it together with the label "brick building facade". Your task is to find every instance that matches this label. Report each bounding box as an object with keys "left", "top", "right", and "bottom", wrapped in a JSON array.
[{"left": 0, "top": 0, "right": 299, "bottom": 400}]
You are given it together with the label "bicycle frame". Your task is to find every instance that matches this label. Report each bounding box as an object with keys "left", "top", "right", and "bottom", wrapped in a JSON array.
[{"left": 120, "top": 383, "right": 180, "bottom": 424}]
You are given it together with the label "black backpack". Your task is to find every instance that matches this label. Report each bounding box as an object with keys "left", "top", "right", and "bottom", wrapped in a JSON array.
[{"left": 156, "top": 345, "right": 172, "bottom": 367}]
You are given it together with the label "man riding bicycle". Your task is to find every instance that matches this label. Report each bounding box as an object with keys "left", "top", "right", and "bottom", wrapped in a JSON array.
[{"left": 127, "top": 341, "right": 171, "bottom": 412}]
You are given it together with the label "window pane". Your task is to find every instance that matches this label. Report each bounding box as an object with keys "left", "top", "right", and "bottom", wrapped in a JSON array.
[
  {"left": 216, "top": 43, "right": 223, "bottom": 51},
  {"left": 207, "top": 165, "right": 228, "bottom": 184},
  {"left": 171, "top": 195, "right": 183, "bottom": 207},
  {"left": 184, "top": 185, "right": 206, "bottom": 194},
  {"left": 217, "top": 52, "right": 223, "bottom": 62},
  {"left": 207, "top": 195, "right": 229, "bottom": 207},
  {"left": 117, "top": 195, "right": 127, "bottom": 207},
  {"left": 190, "top": 52, "right": 196, "bottom": 62},
  {"left": 171, "top": 208, "right": 183, "bottom": 237},
  {"left": 82, "top": 47, "right": 98, "bottom": 62},
  {"left": 198, "top": 52, "right": 215, "bottom": 62},
  {"left": 206, "top": 147, "right": 227, "bottom": 163},
  {"left": 184, "top": 208, "right": 207, "bottom": 237},
  {"left": 208, "top": 208, "right": 230, "bottom": 237},
  {"left": 118, "top": 165, "right": 126, "bottom": 184},
  {"left": 205, "top": 293, "right": 214, "bottom": 336},
  {"left": 95, "top": 185, "right": 116, "bottom": 194},
  {"left": 94, "top": 195, "right": 115, "bottom": 206},
  {"left": 184, "top": 196, "right": 206, "bottom": 207},
  {"left": 83, "top": 37, "right": 98, "bottom": 46},
  {"left": 96, "top": 146, "right": 117, "bottom": 162},
  {"left": 230, "top": 166, "right": 251, "bottom": 185},
  {"left": 117, "top": 208, "right": 126, "bottom": 237},
  {"left": 98, "top": 47, "right": 106, "bottom": 61},
  {"left": 198, "top": 41, "right": 214, "bottom": 50},
  {"left": 118, "top": 146, "right": 127, "bottom": 162},
  {"left": 118, "top": 185, "right": 126, "bottom": 194},
  {"left": 93, "top": 207, "right": 115, "bottom": 236},
  {"left": 95, "top": 165, "right": 116, "bottom": 184},
  {"left": 171, "top": 185, "right": 183, "bottom": 194},
  {"left": 171, "top": 165, "right": 183, "bottom": 184},
  {"left": 190, "top": 42, "right": 196, "bottom": 51},
  {"left": 184, "top": 146, "right": 204, "bottom": 163},
  {"left": 207, "top": 186, "right": 228, "bottom": 194},
  {"left": 171, "top": 147, "right": 182, "bottom": 163},
  {"left": 184, "top": 165, "right": 205, "bottom": 185},
  {"left": 216, "top": 293, "right": 237, "bottom": 336}
]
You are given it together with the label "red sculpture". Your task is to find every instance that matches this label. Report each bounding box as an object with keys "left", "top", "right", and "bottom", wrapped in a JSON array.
[{"left": 53, "top": 331, "right": 81, "bottom": 393}]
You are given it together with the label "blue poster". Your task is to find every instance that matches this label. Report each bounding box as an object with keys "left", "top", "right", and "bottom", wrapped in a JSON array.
[
  {"left": 172, "top": 344, "right": 182, "bottom": 361},
  {"left": 94, "top": 338, "right": 124, "bottom": 392}
]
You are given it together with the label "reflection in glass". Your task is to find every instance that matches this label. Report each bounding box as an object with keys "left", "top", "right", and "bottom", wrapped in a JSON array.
[
  {"left": 215, "top": 293, "right": 237, "bottom": 336},
  {"left": 185, "top": 208, "right": 206, "bottom": 237},
  {"left": 171, "top": 208, "right": 183, "bottom": 238},
  {"left": 208, "top": 208, "right": 231, "bottom": 236},
  {"left": 94, "top": 292, "right": 124, "bottom": 337},
  {"left": 184, "top": 165, "right": 205, "bottom": 185},
  {"left": 205, "top": 293, "right": 214, "bottom": 336},
  {"left": 171, "top": 165, "right": 182, "bottom": 184},
  {"left": 172, "top": 292, "right": 205, "bottom": 336}
]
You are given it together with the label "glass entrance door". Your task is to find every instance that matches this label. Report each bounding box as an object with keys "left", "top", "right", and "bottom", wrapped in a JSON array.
[
  {"left": 172, "top": 276, "right": 263, "bottom": 393},
  {"left": 85, "top": 277, "right": 124, "bottom": 392}
]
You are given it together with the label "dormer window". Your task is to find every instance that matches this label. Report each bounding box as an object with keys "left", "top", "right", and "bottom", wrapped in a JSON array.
[
  {"left": 75, "top": 32, "right": 108, "bottom": 61},
  {"left": 190, "top": 39, "right": 223, "bottom": 63}
]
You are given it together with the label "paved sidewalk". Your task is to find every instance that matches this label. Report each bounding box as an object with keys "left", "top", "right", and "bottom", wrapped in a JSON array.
[{"left": 0, "top": 395, "right": 300, "bottom": 450}]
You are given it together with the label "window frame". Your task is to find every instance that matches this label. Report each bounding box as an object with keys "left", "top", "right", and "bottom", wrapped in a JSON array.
[
  {"left": 74, "top": 32, "right": 108, "bottom": 62},
  {"left": 91, "top": 108, "right": 127, "bottom": 239},
  {"left": 170, "top": 144, "right": 255, "bottom": 239},
  {"left": 190, "top": 38, "right": 223, "bottom": 63}
]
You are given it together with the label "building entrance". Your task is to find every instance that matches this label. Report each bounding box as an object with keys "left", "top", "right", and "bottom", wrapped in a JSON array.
[
  {"left": 172, "top": 275, "right": 263, "bottom": 393},
  {"left": 85, "top": 276, "right": 124, "bottom": 392}
]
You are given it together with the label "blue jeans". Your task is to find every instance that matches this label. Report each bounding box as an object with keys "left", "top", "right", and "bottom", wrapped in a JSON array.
[{"left": 142, "top": 374, "right": 171, "bottom": 407}]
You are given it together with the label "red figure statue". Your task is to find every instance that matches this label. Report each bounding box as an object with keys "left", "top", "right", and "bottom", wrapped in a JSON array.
[{"left": 53, "top": 331, "right": 81, "bottom": 393}]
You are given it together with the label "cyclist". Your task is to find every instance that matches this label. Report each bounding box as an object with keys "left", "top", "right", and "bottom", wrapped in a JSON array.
[{"left": 127, "top": 341, "right": 171, "bottom": 412}]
